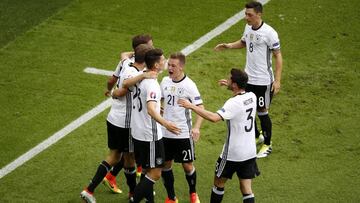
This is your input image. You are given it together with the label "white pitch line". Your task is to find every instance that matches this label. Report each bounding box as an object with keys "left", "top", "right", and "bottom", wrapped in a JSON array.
[
  {"left": 0, "top": 0, "right": 271, "bottom": 179},
  {"left": 84, "top": 67, "right": 113, "bottom": 76},
  {"left": 0, "top": 98, "right": 112, "bottom": 179}
]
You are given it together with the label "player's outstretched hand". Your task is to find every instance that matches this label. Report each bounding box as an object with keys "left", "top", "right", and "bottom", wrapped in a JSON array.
[
  {"left": 143, "top": 71, "right": 158, "bottom": 79},
  {"left": 214, "top": 43, "right": 229, "bottom": 51},
  {"left": 165, "top": 121, "right": 181, "bottom": 135},
  {"left": 177, "top": 98, "right": 192, "bottom": 109},
  {"left": 218, "top": 79, "right": 228, "bottom": 86}
]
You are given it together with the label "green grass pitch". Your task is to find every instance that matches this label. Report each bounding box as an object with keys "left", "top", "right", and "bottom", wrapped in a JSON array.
[{"left": 0, "top": 0, "right": 359, "bottom": 202}]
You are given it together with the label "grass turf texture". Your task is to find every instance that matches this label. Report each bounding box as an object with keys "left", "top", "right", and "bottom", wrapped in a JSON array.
[{"left": 0, "top": 0, "right": 359, "bottom": 202}]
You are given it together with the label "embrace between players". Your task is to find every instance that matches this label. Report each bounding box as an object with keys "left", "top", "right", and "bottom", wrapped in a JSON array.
[{"left": 81, "top": 1, "right": 283, "bottom": 203}]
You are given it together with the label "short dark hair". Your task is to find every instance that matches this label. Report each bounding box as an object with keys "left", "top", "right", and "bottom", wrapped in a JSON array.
[
  {"left": 132, "top": 34, "right": 152, "bottom": 49},
  {"left": 145, "top": 48, "right": 163, "bottom": 69},
  {"left": 134, "top": 44, "right": 153, "bottom": 63},
  {"left": 245, "top": 1, "right": 263, "bottom": 13},
  {"left": 230, "top": 68, "right": 248, "bottom": 89},
  {"left": 169, "top": 52, "right": 185, "bottom": 66}
]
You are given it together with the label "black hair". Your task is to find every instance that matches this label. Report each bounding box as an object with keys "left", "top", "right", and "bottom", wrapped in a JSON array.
[
  {"left": 132, "top": 34, "right": 152, "bottom": 49},
  {"left": 230, "top": 68, "right": 248, "bottom": 89},
  {"left": 245, "top": 1, "right": 263, "bottom": 13},
  {"left": 145, "top": 48, "right": 163, "bottom": 69}
]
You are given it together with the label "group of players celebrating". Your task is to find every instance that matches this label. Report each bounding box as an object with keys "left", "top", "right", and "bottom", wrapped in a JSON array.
[{"left": 81, "top": 1, "right": 282, "bottom": 203}]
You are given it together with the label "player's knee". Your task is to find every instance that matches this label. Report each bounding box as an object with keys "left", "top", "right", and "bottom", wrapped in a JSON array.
[
  {"left": 182, "top": 162, "right": 194, "bottom": 173},
  {"left": 106, "top": 150, "right": 121, "bottom": 165},
  {"left": 240, "top": 180, "right": 252, "bottom": 194},
  {"left": 257, "top": 107, "right": 268, "bottom": 113},
  {"left": 213, "top": 177, "right": 226, "bottom": 188},
  {"left": 123, "top": 152, "right": 136, "bottom": 167},
  {"left": 148, "top": 170, "right": 162, "bottom": 181}
]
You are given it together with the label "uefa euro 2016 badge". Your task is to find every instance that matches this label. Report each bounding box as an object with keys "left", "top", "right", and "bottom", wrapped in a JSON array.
[{"left": 150, "top": 92, "right": 157, "bottom": 99}]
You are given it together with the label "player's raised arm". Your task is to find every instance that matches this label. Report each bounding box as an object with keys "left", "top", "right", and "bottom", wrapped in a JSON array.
[{"left": 122, "top": 71, "right": 157, "bottom": 89}]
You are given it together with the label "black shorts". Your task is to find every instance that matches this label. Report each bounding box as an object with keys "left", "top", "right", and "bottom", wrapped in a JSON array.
[
  {"left": 214, "top": 157, "right": 260, "bottom": 179},
  {"left": 106, "top": 121, "right": 131, "bottom": 152},
  {"left": 163, "top": 137, "right": 195, "bottom": 163},
  {"left": 133, "top": 138, "right": 165, "bottom": 169},
  {"left": 246, "top": 84, "right": 273, "bottom": 109}
]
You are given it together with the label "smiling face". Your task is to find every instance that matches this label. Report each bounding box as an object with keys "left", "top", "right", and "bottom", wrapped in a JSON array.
[{"left": 167, "top": 58, "right": 184, "bottom": 81}]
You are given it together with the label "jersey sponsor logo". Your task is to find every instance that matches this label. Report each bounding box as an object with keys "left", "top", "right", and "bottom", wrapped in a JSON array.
[
  {"left": 150, "top": 92, "right": 157, "bottom": 99},
  {"left": 243, "top": 98, "right": 254, "bottom": 105}
]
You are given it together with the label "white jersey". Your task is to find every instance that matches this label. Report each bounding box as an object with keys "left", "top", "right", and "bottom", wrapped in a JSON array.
[
  {"left": 160, "top": 75, "right": 203, "bottom": 139},
  {"left": 131, "top": 78, "right": 163, "bottom": 142},
  {"left": 216, "top": 92, "right": 257, "bottom": 162},
  {"left": 106, "top": 57, "right": 139, "bottom": 128},
  {"left": 241, "top": 22, "right": 280, "bottom": 85}
]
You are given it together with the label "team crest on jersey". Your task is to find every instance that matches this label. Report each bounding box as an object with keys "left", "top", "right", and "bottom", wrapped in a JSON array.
[
  {"left": 150, "top": 92, "right": 157, "bottom": 99},
  {"left": 250, "top": 33, "right": 254, "bottom": 41},
  {"left": 177, "top": 88, "right": 185, "bottom": 97}
]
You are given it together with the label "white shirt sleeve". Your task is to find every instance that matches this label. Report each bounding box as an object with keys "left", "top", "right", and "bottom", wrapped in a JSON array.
[
  {"left": 113, "top": 61, "right": 122, "bottom": 77},
  {"left": 216, "top": 98, "right": 237, "bottom": 120},
  {"left": 122, "top": 66, "right": 141, "bottom": 92},
  {"left": 267, "top": 29, "right": 280, "bottom": 50},
  {"left": 146, "top": 80, "right": 161, "bottom": 103},
  {"left": 187, "top": 82, "right": 203, "bottom": 105}
]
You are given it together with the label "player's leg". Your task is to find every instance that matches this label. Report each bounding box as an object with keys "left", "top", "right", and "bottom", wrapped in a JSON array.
[
  {"left": 131, "top": 139, "right": 165, "bottom": 203},
  {"left": 239, "top": 179, "right": 254, "bottom": 203},
  {"left": 210, "top": 176, "right": 228, "bottom": 203},
  {"left": 102, "top": 122, "right": 128, "bottom": 193},
  {"left": 256, "top": 84, "right": 273, "bottom": 158},
  {"left": 179, "top": 138, "right": 199, "bottom": 203},
  {"left": 161, "top": 138, "right": 177, "bottom": 202},
  {"left": 245, "top": 84, "right": 262, "bottom": 142},
  {"left": 210, "top": 157, "right": 233, "bottom": 203},
  {"left": 123, "top": 152, "right": 137, "bottom": 198},
  {"left": 108, "top": 156, "right": 124, "bottom": 178},
  {"left": 162, "top": 160, "right": 177, "bottom": 202},
  {"left": 236, "top": 158, "right": 259, "bottom": 203},
  {"left": 86, "top": 149, "right": 121, "bottom": 193},
  {"left": 81, "top": 121, "right": 123, "bottom": 201},
  {"left": 183, "top": 162, "right": 200, "bottom": 203}
]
